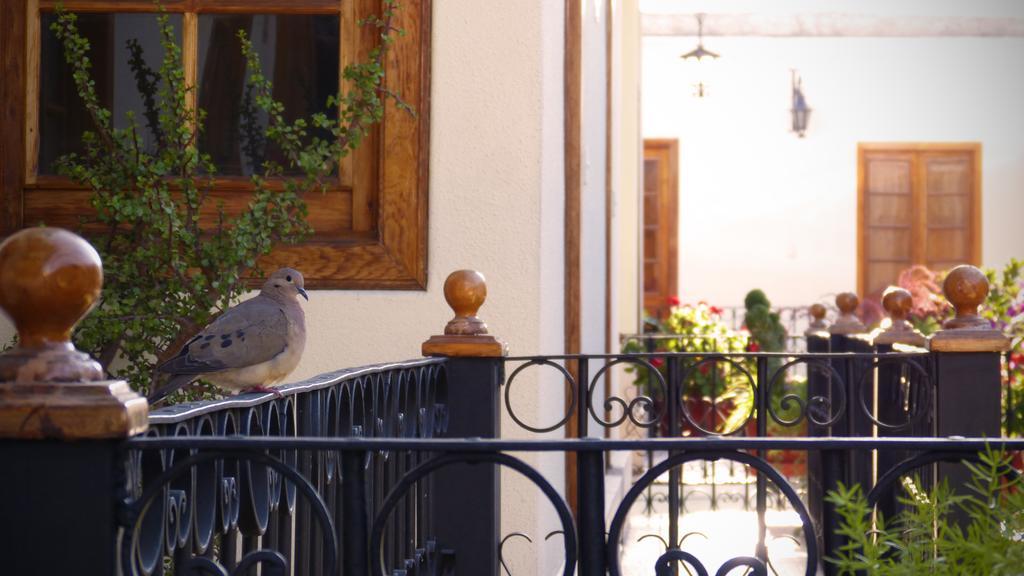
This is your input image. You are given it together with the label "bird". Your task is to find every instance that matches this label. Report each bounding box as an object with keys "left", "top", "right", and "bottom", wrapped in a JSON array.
[{"left": 148, "top": 267, "right": 308, "bottom": 403}]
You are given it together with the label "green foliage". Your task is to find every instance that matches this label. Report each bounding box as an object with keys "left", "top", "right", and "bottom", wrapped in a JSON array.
[
  {"left": 742, "top": 288, "right": 787, "bottom": 353},
  {"left": 982, "top": 259, "right": 1024, "bottom": 435},
  {"left": 50, "top": 1, "right": 407, "bottom": 398},
  {"left": 827, "top": 448, "right": 1024, "bottom": 575}
]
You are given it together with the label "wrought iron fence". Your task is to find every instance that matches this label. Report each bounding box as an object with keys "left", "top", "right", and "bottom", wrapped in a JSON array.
[
  {"left": 127, "top": 358, "right": 449, "bottom": 576},
  {"left": 120, "top": 435, "right": 1024, "bottom": 576}
]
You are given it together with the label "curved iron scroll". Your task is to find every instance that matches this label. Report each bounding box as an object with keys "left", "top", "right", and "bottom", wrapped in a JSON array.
[
  {"left": 372, "top": 452, "right": 578, "bottom": 576},
  {"left": 121, "top": 450, "right": 336, "bottom": 575},
  {"left": 607, "top": 450, "right": 818, "bottom": 576}
]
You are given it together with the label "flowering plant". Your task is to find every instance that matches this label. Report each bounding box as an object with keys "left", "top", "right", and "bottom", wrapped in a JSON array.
[
  {"left": 982, "top": 259, "right": 1024, "bottom": 435},
  {"left": 622, "top": 299, "right": 754, "bottom": 434},
  {"left": 896, "top": 265, "right": 948, "bottom": 335}
]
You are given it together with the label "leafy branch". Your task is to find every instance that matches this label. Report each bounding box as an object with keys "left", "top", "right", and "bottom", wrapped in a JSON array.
[{"left": 50, "top": 1, "right": 410, "bottom": 398}]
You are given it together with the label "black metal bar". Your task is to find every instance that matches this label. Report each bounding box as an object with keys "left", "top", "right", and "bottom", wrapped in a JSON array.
[
  {"left": 342, "top": 450, "right": 370, "bottom": 576},
  {"left": 432, "top": 357, "right": 502, "bottom": 574},
  {"left": 0, "top": 441, "right": 123, "bottom": 576},
  {"left": 755, "top": 355, "right": 769, "bottom": 562},
  {"left": 821, "top": 448, "right": 845, "bottom": 576},
  {"left": 577, "top": 449, "right": 607, "bottom": 576},
  {"left": 666, "top": 355, "right": 681, "bottom": 570}
]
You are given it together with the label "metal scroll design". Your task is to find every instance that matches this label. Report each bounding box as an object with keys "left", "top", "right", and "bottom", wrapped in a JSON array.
[
  {"left": 121, "top": 450, "right": 336, "bottom": 575},
  {"left": 765, "top": 358, "right": 847, "bottom": 428},
  {"left": 606, "top": 450, "right": 818, "bottom": 576},
  {"left": 588, "top": 358, "right": 667, "bottom": 428},
  {"left": 372, "top": 452, "right": 578, "bottom": 576},
  {"left": 127, "top": 360, "right": 450, "bottom": 576},
  {"left": 856, "top": 356, "right": 932, "bottom": 431},
  {"left": 503, "top": 352, "right": 934, "bottom": 437},
  {"left": 504, "top": 359, "right": 579, "bottom": 433}
]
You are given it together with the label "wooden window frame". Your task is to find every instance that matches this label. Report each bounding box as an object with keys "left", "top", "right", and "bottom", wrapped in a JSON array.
[
  {"left": 1, "top": 0, "right": 431, "bottom": 290},
  {"left": 856, "top": 142, "right": 982, "bottom": 298}
]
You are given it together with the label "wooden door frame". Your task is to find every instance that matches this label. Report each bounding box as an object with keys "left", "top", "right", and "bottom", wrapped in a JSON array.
[
  {"left": 856, "top": 142, "right": 982, "bottom": 298},
  {"left": 643, "top": 138, "right": 679, "bottom": 320}
]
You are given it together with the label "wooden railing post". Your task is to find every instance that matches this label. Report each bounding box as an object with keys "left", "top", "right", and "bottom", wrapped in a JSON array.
[
  {"left": 0, "top": 228, "right": 148, "bottom": 575},
  {"left": 422, "top": 270, "right": 507, "bottom": 575},
  {"left": 929, "top": 265, "right": 1010, "bottom": 501},
  {"left": 872, "top": 286, "right": 928, "bottom": 520}
]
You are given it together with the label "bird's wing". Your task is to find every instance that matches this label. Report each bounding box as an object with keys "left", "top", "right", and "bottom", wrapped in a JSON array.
[{"left": 158, "top": 296, "right": 291, "bottom": 375}]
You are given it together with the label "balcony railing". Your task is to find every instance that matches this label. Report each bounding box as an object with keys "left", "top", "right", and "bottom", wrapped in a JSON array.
[{"left": 0, "top": 229, "right": 1019, "bottom": 576}]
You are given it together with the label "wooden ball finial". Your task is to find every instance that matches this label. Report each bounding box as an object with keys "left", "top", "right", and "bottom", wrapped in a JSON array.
[
  {"left": 836, "top": 292, "right": 858, "bottom": 315},
  {"left": 422, "top": 270, "right": 507, "bottom": 357},
  {"left": 881, "top": 286, "right": 913, "bottom": 322},
  {"left": 0, "top": 228, "right": 103, "bottom": 349},
  {"left": 443, "top": 270, "right": 489, "bottom": 336},
  {"left": 874, "top": 286, "right": 926, "bottom": 346},
  {"left": 830, "top": 291, "right": 866, "bottom": 335},
  {"left": 0, "top": 228, "right": 104, "bottom": 383},
  {"left": 805, "top": 303, "right": 829, "bottom": 334},
  {"left": 941, "top": 265, "right": 990, "bottom": 330}
]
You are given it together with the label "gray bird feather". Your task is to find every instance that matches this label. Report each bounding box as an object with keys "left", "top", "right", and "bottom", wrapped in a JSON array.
[{"left": 149, "top": 268, "right": 307, "bottom": 403}]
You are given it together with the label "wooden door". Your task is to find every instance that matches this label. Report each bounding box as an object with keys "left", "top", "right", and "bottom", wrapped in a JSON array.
[
  {"left": 858, "top": 144, "right": 981, "bottom": 299},
  {"left": 643, "top": 139, "right": 679, "bottom": 320}
]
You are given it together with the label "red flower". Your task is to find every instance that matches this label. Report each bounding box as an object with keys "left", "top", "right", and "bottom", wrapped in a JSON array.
[
  {"left": 747, "top": 341, "right": 761, "bottom": 352},
  {"left": 667, "top": 295, "right": 681, "bottom": 306},
  {"left": 650, "top": 357, "right": 665, "bottom": 368},
  {"left": 698, "top": 363, "right": 711, "bottom": 375},
  {"left": 1010, "top": 352, "right": 1024, "bottom": 368},
  {"left": 710, "top": 306, "right": 723, "bottom": 316}
]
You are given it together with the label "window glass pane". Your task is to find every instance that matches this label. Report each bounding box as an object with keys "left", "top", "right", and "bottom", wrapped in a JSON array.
[
  {"left": 39, "top": 13, "right": 182, "bottom": 175},
  {"left": 197, "top": 14, "right": 340, "bottom": 176}
]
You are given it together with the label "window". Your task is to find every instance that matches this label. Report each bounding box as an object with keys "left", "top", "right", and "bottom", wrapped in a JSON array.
[
  {"left": 858, "top": 143, "right": 981, "bottom": 299},
  {"left": 0, "top": 0, "right": 431, "bottom": 289}
]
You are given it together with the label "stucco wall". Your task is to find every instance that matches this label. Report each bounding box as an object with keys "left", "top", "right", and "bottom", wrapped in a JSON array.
[{"left": 642, "top": 34, "right": 1024, "bottom": 308}]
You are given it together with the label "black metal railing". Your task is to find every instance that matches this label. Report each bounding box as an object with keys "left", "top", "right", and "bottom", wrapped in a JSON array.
[
  {"left": 120, "top": 435, "right": 1024, "bottom": 576},
  {"left": 127, "top": 358, "right": 450, "bottom": 576}
]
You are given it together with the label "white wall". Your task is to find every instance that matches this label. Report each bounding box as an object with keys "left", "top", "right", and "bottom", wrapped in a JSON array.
[{"left": 642, "top": 34, "right": 1024, "bottom": 307}]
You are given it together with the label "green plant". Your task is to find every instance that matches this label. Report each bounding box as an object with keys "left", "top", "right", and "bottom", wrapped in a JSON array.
[
  {"left": 743, "top": 289, "right": 787, "bottom": 353},
  {"left": 982, "top": 259, "right": 1024, "bottom": 436},
  {"left": 50, "top": 1, "right": 407, "bottom": 398},
  {"left": 827, "top": 448, "right": 1024, "bottom": 575},
  {"left": 622, "top": 301, "right": 755, "bottom": 434}
]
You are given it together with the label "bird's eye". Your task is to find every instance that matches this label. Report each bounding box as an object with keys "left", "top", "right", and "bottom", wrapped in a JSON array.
[
  {"left": 274, "top": 284, "right": 281, "bottom": 288},
  {"left": 286, "top": 275, "right": 292, "bottom": 282}
]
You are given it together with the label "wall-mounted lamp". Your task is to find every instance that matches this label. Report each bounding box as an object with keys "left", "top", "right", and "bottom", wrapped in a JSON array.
[
  {"left": 791, "top": 70, "right": 811, "bottom": 137},
  {"left": 680, "top": 14, "right": 719, "bottom": 98}
]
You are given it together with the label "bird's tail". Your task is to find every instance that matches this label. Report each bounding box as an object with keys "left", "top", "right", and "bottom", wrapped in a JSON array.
[{"left": 148, "top": 373, "right": 197, "bottom": 404}]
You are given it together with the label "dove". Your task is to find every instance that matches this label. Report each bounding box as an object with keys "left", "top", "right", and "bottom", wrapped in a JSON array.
[{"left": 148, "top": 268, "right": 308, "bottom": 403}]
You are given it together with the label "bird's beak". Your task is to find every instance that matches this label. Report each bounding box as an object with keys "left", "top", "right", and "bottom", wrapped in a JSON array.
[{"left": 298, "top": 288, "right": 309, "bottom": 301}]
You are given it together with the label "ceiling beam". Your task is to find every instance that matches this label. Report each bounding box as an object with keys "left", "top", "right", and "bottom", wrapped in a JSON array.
[{"left": 642, "top": 13, "right": 1024, "bottom": 37}]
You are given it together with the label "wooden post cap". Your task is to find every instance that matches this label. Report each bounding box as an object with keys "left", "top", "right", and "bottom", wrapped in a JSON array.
[
  {"left": 423, "top": 270, "right": 508, "bottom": 357},
  {"left": 873, "top": 286, "right": 926, "bottom": 347},
  {"left": 0, "top": 228, "right": 147, "bottom": 439},
  {"left": 829, "top": 291, "right": 866, "bottom": 335},
  {"left": 930, "top": 264, "right": 1010, "bottom": 352},
  {"left": 805, "top": 303, "right": 829, "bottom": 335}
]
